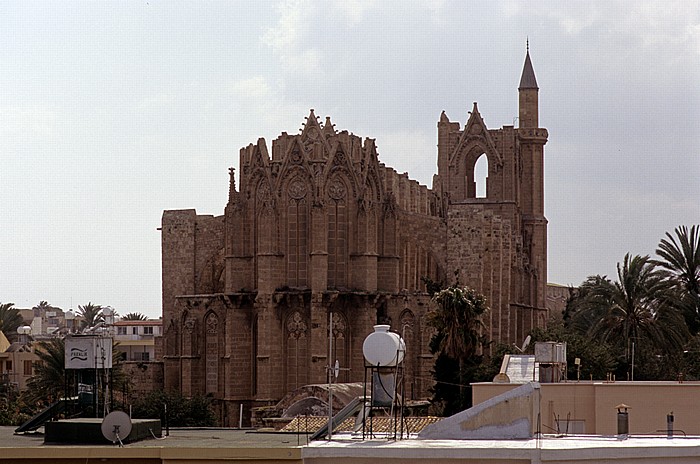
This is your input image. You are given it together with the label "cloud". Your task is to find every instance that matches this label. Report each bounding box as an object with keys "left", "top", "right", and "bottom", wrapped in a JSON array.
[{"left": 262, "top": 0, "right": 323, "bottom": 78}]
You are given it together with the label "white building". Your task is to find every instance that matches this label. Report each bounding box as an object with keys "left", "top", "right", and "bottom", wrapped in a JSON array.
[{"left": 112, "top": 319, "right": 162, "bottom": 362}]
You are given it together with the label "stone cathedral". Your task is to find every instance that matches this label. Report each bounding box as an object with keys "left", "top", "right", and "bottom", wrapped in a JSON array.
[{"left": 161, "top": 50, "right": 548, "bottom": 424}]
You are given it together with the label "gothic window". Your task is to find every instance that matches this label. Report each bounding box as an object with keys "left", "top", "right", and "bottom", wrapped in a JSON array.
[
  {"left": 330, "top": 312, "right": 349, "bottom": 382},
  {"left": 205, "top": 312, "right": 219, "bottom": 394},
  {"left": 254, "top": 179, "right": 276, "bottom": 286},
  {"left": 399, "top": 310, "right": 416, "bottom": 399},
  {"left": 474, "top": 153, "right": 489, "bottom": 198},
  {"left": 285, "top": 311, "right": 308, "bottom": 390},
  {"left": 287, "top": 177, "right": 309, "bottom": 287},
  {"left": 327, "top": 177, "right": 349, "bottom": 289}
]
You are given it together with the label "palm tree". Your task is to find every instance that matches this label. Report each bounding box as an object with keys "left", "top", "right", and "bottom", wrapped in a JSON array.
[
  {"left": 570, "top": 254, "right": 688, "bottom": 379},
  {"left": 24, "top": 338, "right": 72, "bottom": 406},
  {"left": 121, "top": 312, "right": 148, "bottom": 321},
  {"left": 0, "top": 302, "right": 24, "bottom": 341},
  {"left": 427, "top": 285, "right": 488, "bottom": 414},
  {"left": 655, "top": 225, "right": 700, "bottom": 334},
  {"left": 77, "top": 302, "right": 103, "bottom": 331}
]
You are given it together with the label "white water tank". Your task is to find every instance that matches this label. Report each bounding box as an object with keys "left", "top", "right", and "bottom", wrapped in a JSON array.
[{"left": 362, "top": 325, "right": 405, "bottom": 367}]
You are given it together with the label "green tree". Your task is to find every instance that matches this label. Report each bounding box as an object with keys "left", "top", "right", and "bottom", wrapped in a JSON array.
[
  {"left": 655, "top": 225, "right": 700, "bottom": 334},
  {"left": 0, "top": 302, "right": 23, "bottom": 340},
  {"left": 427, "top": 285, "right": 489, "bottom": 416},
  {"left": 121, "top": 312, "right": 148, "bottom": 321},
  {"left": 77, "top": 302, "right": 103, "bottom": 330},
  {"left": 24, "top": 338, "right": 72, "bottom": 406},
  {"left": 568, "top": 254, "right": 688, "bottom": 380},
  {"left": 531, "top": 321, "right": 617, "bottom": 381}
]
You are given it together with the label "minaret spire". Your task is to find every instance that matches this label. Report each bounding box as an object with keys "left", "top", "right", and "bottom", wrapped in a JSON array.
[{"left": 518, "top": 41, "right": 539, "bottom": 128}]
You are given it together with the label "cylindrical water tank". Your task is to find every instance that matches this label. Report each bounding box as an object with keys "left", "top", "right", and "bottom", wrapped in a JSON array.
[{"left": 362, "top": 325, "right": 405, "bottom": 367}]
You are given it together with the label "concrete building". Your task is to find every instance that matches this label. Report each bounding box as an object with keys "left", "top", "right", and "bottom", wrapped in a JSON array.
[
  {"left": 113, "top": 319, "right": 162, "bottom": 362},
  {"left": 160, "top": 48, "right": 549, "bottom": 424}
]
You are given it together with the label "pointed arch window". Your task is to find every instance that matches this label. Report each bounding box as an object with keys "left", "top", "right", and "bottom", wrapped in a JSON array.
[
  {"left": 327, "top": 177, "right": 349, "bottom": 289},
  {"left": 287, "top": 177, "right": 309, "bottom": 287},
  {"left": 474, "top": 153, "right": 489, "bottom": 198}
]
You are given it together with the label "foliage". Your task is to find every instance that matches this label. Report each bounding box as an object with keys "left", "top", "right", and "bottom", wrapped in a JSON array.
[
  {"left": 421, "top": 276, "right": 445, "bottom": 297},
  {"left": 121, "top": 312, "right": 148, "bottom": 321},
  {"left": 565, "top": 253, "right": 689, "bottom": 380},
  {"left": 531, "top": 321, "right": 617, "bottom": 381},
  {"left": 130, "top": 390, "right": 216, "bottom": 427},
  {"left": 24, "top": 338, "right": 127, "bottom": 414},
  {"left": 0, "top": 302, "right": 23, "bottom": 340},
  {"left": 655, "top": 225, "right": 700, "bottom": 334},
  {"left": 427, "top": 285, "right": 489, "bottom": 416},
  {"left": 24, "top": 338, "right": 73, "bottom": 406},
  {"left": 428, "top": 286, "right": 488, "bottom": 360},
  {"left": 77, "top": 302, "right": 104, "bottom": 330},
  {"left": 0, "top": 383, "right": 32, "bottom": 426}
]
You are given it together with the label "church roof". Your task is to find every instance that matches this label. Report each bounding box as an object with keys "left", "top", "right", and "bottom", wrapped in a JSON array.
[{"left": 518, "top": 50, "right": 538, "bottom": 90}]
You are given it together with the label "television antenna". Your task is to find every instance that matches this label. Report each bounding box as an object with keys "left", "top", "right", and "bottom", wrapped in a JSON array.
[
  {"left": 101, "top": 410, "right": 132, "bottom": 446},
  {"left": 514, "top": 335, "right": 532, "bottom": 353}
]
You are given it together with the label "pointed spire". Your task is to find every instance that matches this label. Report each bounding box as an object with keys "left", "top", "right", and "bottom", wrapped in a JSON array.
[{"left": 519, "top": 42, "right": 538, "bottom": 90}]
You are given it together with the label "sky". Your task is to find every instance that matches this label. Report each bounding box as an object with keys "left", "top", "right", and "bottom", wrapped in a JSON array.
[{"left": 1, "top": 1, "right": 699, "bottom": 318}]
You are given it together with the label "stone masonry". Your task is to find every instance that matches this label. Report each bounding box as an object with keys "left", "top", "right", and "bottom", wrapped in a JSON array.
[{"left": 161, "top": 49, "right": 548, "bottom": 425}]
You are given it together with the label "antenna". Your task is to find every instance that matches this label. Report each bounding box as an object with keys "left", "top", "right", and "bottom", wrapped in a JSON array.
[
  {"left": 514, "top": 335, "right": 532, "bottom": 353},
  {"left": 101, "top": 411, "right": 132, "bottom": 446}
]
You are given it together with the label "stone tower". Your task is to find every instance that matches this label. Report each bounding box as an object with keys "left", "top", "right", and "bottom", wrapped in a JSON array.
[{"left": 160, "top": 48, "right": 549, "bottom": 425}]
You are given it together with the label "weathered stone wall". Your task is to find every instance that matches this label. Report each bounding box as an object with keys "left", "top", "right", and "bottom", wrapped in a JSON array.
[
  {"left": 123, "top": 361, "right": 164, "bottom": 395},
  {"left": 161, "top": 51, "right": 550, "bottom": 421}
]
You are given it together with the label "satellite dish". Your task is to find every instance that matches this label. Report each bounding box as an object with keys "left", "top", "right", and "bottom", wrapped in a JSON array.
[
  {"left": 101, "top": 411, "right": 132, "bottom": 446},
  {"left": 493, "top": 372, "right": 511, "bottom": 383},
  {"left": 514, "top": 335, "right": 532, "bottom": 353}
]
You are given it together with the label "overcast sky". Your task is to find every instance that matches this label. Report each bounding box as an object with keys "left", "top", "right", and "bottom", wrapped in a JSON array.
[{"left": 2, "top": 1, "right": 699, "bottom": 318}]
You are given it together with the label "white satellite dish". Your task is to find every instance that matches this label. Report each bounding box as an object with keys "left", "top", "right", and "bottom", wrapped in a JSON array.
[
  {"left": 514, "top": 335, "right": 532, "bottom": 353},
  {"left": 101, "top": 411, "right": 132, "bottom": 446}
]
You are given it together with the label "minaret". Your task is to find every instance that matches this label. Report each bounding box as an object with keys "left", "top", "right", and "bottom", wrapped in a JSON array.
[
  {"left": 517, "top": 42, "right": 548, "bottom": 313},
  {"left": 518, "top": 40, "right": 539, "bottom": 128}
]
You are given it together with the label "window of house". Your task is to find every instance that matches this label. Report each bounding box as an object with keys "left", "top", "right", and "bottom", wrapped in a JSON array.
[
  {"left": 143, "top": 326, "right": 153, "bottom": 335},
  {"left": 117, "top": 327, "right": 127, "bottom": 335},
  {"left": 23, "top": 360, "right": 32, "bottom": 376},
  {"left": 5, "top": 361, "right": 12, "bottom": 372},
  {"left": 140, "top": 352, "right": 150, "bottom": 361},
  {"left": 132, "top": 327, "right": 138, "bottom": 335}
]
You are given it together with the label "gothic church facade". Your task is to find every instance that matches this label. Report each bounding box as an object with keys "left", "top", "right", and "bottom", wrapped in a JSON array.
[{"left": 161, "top": 50, "right": 548, "bottom": 424}]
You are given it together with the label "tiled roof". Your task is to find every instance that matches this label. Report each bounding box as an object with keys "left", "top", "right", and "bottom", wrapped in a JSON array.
[{"left": 280, "top": 416, "right": 441, "bottom": 434}]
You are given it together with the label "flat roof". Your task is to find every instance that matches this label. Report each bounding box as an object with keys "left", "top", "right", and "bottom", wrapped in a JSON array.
[{"left": 7, "top": 426, "right": 700, "bottom": 463}]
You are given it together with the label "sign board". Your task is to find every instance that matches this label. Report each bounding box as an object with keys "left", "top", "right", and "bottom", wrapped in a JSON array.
[{"left": 65, "top": 336, "right": 113, "bottom": 369}]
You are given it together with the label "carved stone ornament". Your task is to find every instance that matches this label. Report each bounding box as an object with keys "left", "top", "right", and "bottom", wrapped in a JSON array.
[
  {"left": 184, "top": 318, "right": 196, "bottom": 334},
  {"left": 287, "top": 311, "right": 307, "bottom": 339},
  {"left": 206, "top": 313, "right": 218, "bottom": 335},
  {"left": 333, "top": 151, "right": 345, "bottom": 166},
  {"left": 257, "top": 182, "right": 271, "bottom": 202},
  {"left": 290, "top": 148, "right": 303, "bottom": 164},
  {"left": 288, "top": 177, "right": 307, "bottom": 200},
  {"left": 328, "top": 179, "right": 346, "bottom": 201},
  {"left": 332, "top": 314, "right": 346, "bottom": 339}
]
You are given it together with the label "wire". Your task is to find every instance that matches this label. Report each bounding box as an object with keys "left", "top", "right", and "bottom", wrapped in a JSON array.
[{"left": 149, "top": 428, "right": 167, "bottom": 440}]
